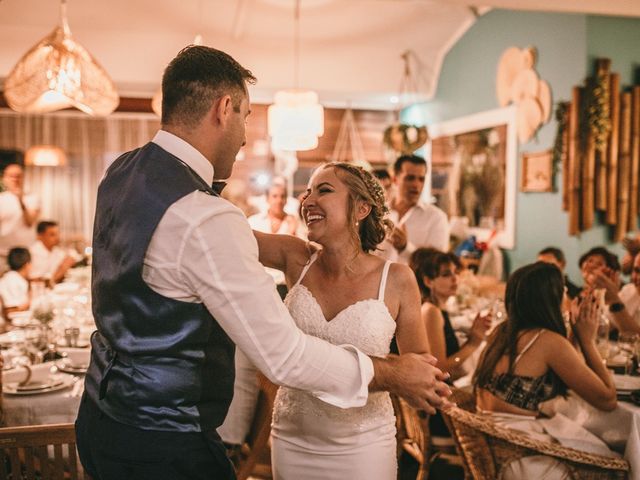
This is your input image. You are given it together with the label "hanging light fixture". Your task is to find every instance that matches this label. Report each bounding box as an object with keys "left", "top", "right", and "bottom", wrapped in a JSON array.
[
  {"left": 25, "top": 145, "right": 68, "bottom": 167},
  {"left": 3, "top": 0, "right": 119, "bottom": 116},
  {"left": 268, "top": 0, "right": 324, "bottom": 152},
  {"left": 383, "top": 50, "right": 428, "bottom": 159}
]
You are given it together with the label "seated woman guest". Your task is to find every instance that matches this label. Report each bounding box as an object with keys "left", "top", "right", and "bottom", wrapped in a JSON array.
[
  {"left": 474, "top": 262, "right": 617, "bottom": 479},
  {"left": 411, "top": 248, "right": 491, "bottom": 441},
  {"left": 411, "top": 247, "right": 491, "bottom": 381},
  {"left": 0, "top": 247, "right": 31, "bottom": 316}
]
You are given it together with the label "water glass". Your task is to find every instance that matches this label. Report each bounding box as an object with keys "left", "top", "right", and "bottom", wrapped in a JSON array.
[
  {"left": 618, "top": 332, "right": 639, "bottom": 375},
  {"left": 64, "top": 327, "right": 80, "bottom": 347},
  {"left": 596, "top": 311, "right": 610, "bottom": 360}
]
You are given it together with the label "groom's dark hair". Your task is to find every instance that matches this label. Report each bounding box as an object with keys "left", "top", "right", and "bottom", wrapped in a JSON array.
[{"left": 161, "top": 45, "right": 256, "bottom": 128}]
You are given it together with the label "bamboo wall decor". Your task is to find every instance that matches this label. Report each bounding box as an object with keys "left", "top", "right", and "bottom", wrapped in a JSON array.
[{"left": 555, "top": 58, "right": 640, "bottom": 240}]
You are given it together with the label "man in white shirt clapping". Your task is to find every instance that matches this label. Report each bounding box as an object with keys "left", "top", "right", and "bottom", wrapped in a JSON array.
[{"left": 378, "top": 155, "right": 450, "bottom": 264}]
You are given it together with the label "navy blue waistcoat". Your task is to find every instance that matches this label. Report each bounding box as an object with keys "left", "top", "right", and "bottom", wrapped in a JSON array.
[{"left": 85, "top": 142, "right": 235, "bottom": 432}]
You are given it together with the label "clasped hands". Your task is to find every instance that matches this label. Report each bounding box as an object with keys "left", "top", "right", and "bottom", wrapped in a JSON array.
[{"left": 384, "top": 353, "right": 452, "bottom": 415}]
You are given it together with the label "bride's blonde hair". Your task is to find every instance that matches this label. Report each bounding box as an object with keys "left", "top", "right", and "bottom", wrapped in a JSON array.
[{"left": 323, "top": 162, "right": 394, "bottom": 253}]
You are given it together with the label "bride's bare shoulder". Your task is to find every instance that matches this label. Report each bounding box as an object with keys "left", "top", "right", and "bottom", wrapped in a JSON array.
[{"left": 386, "top": 262, "right": 418, "bottom": 289}]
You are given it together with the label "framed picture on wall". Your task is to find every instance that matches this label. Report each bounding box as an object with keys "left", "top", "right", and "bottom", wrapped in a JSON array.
[
  {"left": 427, "top": 106, "right": 518, "bottom": 249},
  {"left": 521, "top": 149, "right": 553, "bottom": 193}
]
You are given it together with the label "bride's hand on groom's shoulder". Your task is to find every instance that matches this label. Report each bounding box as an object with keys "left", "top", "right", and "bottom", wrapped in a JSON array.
[{"left": 370, "top": 353, "right": 452, "bottom": 415}]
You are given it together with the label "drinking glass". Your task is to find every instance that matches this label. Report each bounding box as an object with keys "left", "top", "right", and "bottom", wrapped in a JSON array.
[
  {"left": 618, "top": 333, "right": 639, "bottom": 375},
  {"left": 596, "top": 311, "right": 610, "bottom": 360}
]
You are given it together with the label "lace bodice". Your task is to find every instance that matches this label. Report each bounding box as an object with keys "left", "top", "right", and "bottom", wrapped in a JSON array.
[{"left": 273, "top": 276, "right": 397, "bottom": 435}]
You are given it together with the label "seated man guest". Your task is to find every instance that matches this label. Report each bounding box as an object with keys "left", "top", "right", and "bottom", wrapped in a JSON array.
[
  {"left": 590, "top": 252, "right": 640, "bottom": 334},
  {"left": 0, "top": 247, "right": 31, "bottom": 316},
  {"left": 537, "top": 246, "right": 580, "bottom": 299},
  {"left": 30, "top": 221, "right": 79, "bottom": 284}
]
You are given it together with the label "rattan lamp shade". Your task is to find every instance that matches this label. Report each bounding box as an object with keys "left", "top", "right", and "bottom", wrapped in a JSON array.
[{"left": 4, "top": 24, "right": 119, "bottom": 116}]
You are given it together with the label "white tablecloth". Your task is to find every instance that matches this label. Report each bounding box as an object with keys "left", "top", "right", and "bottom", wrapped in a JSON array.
[
  {"left": 2, "top": 361, "right": 84, "bottom": 427},
  {"left": 541, "top": 393, "right": 640, "bottom": 480}
]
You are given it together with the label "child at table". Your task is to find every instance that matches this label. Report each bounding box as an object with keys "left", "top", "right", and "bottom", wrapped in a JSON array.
[
  {"left": 0, "top": 247, "right": 31, "bottom": 318},
  {"left": 473, "top": 261, "right": 618, "bottom": 479}
]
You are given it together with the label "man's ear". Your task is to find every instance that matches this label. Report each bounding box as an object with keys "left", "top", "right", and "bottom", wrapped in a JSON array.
[{"left": 213, "top": 95, "right": 233, "bottom": 127}]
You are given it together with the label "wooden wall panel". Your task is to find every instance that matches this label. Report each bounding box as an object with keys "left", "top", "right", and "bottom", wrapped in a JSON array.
[{"left": 606, "top": 74, "right": 620, "bottom": 224}]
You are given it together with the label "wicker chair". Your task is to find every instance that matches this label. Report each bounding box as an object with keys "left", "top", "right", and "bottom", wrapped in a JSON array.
[
  {"left": 235, "top": 373, "right": 278, "bottom": 480},
  {"left": 392, "top": 395, "right": 427, "bottom": 480},
  {"left": 0, "top": 423, "right": 92, "bottom": 480},
  {"left": 441, "top": 389, "right": 630, "bottom": 480}
]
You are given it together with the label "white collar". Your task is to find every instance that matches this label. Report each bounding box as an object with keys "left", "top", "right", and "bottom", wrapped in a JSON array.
[{"left": 152, "top": 130, "right": 214, "bottom": 185}]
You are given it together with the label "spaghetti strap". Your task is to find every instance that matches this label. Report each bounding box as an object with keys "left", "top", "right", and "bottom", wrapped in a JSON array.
[
  {"left": 377, "top": 261, "right": 392, "bottom": 301},
  {"left": 514, "top": 330, "right": 544, "bottom": 365},
  {"left": 293, "top": 251, "right": 319, "bottom": 287}
]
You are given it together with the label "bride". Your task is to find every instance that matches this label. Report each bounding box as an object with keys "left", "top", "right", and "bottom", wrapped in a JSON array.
[{"left": 254, "top": 162, "right": 432, "bottom": 479}]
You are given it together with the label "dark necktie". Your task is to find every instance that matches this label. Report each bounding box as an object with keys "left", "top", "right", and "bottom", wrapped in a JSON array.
[{"left": 211, "top": 181, "right": 227, "bottom": 195}]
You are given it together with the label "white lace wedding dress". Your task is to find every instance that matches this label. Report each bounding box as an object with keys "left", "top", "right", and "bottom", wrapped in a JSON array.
[{"left": 271, "top": 253, "right": 398, "bottom": 480}]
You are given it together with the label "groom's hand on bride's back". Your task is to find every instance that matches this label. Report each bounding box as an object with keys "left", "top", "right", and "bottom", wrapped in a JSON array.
[{"left": 369, "top": 353, "right": 452, "bottom": 414}]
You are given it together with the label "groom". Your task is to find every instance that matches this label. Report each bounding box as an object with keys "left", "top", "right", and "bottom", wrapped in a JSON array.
[{"left": 75, "top": 45, "right": 450, "bottom": 480}]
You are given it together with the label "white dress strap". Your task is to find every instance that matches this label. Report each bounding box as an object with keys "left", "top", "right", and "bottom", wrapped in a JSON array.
[
  {"left": 377, "top": 261, "right": 392, "bottom": 301},
  {"left": 514, "top": 330, "right": 544, "bottom": 365},
  {"left": 293, "top": 251, "right": 319, "bottom": 287}
]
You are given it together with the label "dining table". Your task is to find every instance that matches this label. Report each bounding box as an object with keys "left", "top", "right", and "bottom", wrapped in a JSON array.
[
  {"left": 541, "top": 388, "right": 640, "bottom": 480},
  {"left": 1, "top": 269, "right": 93, "bottom": 427},
  {"left": 2, "top": 360, "right": 85, "bottom": 426}
]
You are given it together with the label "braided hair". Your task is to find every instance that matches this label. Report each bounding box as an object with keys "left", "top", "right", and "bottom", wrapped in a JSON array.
[{"left": 323, "top": 162, "right": 394, "bottom": 253}]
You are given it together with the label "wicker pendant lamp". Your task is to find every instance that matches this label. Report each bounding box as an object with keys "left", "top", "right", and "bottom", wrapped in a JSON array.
[{"left": 4, "top": 0, "right": 119, "bottom": 116}]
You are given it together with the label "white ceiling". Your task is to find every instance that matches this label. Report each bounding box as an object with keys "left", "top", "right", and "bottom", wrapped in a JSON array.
[{"left": 0, "top": 0, "right": 638, "bottom": 110}]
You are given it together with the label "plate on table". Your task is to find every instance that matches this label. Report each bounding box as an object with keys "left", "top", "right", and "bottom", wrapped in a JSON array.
[
  {"left": 0, "top": 330, "right": 26, "bottom": 347},
  {"left": 613, "top": 374, "right": 640, "bottom": 392},
  {"left": 3, "top": 373, "right": 75, "bottom": 395},
  {"left": 55, "top": 358, "right": 88, "bottom": 374},
  {"left": 629, "top": 390, "right": 640, "bottom": 406},
  {"left": 6, "top": 311, "right": 36, "bottom": 327}
]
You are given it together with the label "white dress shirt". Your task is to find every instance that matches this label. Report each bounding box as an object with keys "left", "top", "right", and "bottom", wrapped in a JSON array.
[
  {"left": 248, "top": 212, "right": 300, "bottom": 285},
  {"left": 377, "top": 201, "right": 450, "bottom": 264},
  {"left": 0, "top": 270, "right": 29, "bottom": 308},
  {"left": 620, "top": 283, "right": 640, "bottom": 320},
  {"left": 142, "top": 130, "right": 373, "bottom": 409},
  {"left": 29, "top": 240, "right": 79, "bottom": 280},
  {"left": 0, "top": 192, "right": 39, "bottom": 257}
]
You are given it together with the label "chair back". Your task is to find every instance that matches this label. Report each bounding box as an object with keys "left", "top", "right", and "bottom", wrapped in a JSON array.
[
  {"left": 235, "top": 373, "right": 278, "bottom": 480},
  {"left": 392, "top": 395, "right": 426, "bottom": 480},
  {"left": 0, "top": 423, "right": 91, "bottom": 480}
]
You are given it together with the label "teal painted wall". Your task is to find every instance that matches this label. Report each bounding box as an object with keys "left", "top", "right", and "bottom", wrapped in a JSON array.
[
  {"left": 403, "top": 9, "right": 640, "bottom": 282},
  {"left": 587, "top": 15, "right": 640, "bottom": 86}
]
